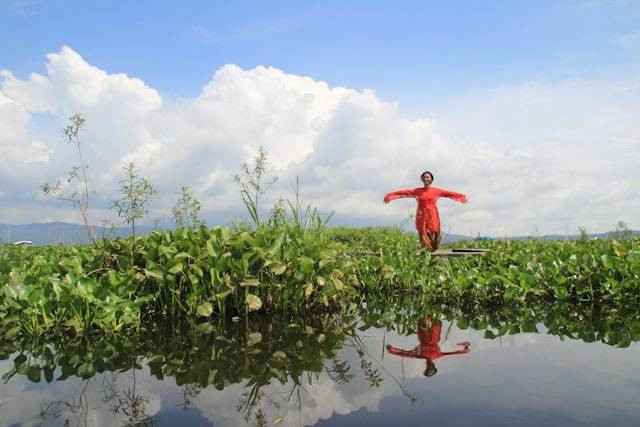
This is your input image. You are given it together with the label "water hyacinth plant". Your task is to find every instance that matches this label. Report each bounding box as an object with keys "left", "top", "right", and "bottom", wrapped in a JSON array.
[
  {"left": 0, "top": 196, "right": 358, "bottom": 340},
  {"left": 2, "top": 226, "right": 639, "bottom": 342}
]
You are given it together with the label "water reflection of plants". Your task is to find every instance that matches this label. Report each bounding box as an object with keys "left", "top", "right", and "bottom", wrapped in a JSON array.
[
  {"left": 362, "top": 294, "right": 640, "bottom": 348},
  {"left": 5, "top": 297, "right": 640, "bottom": 426},
  {"left": 39, "top": 380, "right": 90, "bottom": 424},
  {"left": 2, "top": 313, "right": 356, "bottom": 387},
  {"left": 8, "top": 314, "right": 357, "bottom": 426},
  {"left": 4, "top": 298, "right": 640, "bottom": 391}
]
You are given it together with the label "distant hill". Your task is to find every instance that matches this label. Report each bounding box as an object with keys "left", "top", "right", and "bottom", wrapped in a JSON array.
[
  {"left": 0, "top": 222, "right": 636, "bottom": 246},
  {"left": 404, "top": 229, "right": 639, "bottom": 243},
  {"left": 504, "top": 230, "right": 639, "bottom": 241},
  {"left": 0, "top": 222, "right": 155, "bottom": 246}
]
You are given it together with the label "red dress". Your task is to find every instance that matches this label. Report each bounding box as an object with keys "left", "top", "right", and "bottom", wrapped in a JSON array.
[
  {"left": 386, "top": 318, "right": 469, "bottom": 361},
  {"left": 384, "top": 186, "right": 467, "bottom": 233}
]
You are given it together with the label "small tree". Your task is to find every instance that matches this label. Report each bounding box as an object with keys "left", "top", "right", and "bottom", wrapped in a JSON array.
[
  {"left": 172, "top": 186, "right": 204, "bottom": 229},
  {"left": 41, "top": 113, "right": 97, "bottom": 245},
  {"left": 100, "top": 219, "right": 117, "bottom": 240},
  {"left": 614, "top": 220, "right": 632, "bottom": 240},
  {"left": 578, "top": 226, "right": 589, "bottom": 241},
  {"left": 111, "top": 162, "right": 156, "bottom": 239},
  {"left": 234, "top": 146, "right": 278, "bottom": 227}
]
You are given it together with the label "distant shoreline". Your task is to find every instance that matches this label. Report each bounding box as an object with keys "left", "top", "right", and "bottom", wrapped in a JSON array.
[{"left": 1, "top": 222, "right": 637, "bottom": 246}]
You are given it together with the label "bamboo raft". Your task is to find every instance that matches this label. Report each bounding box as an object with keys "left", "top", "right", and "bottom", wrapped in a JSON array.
[
  {"left": 429, "top": 248, "right": 491, "bottom": 257},
  {"left": 350, "top": 248, "right": 490, "bottom": 257}
]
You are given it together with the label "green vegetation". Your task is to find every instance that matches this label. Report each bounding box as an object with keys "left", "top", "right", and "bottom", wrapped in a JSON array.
[
  {"left": 4, "top": 114, "right": 640, "bottom": 349},
  {"left": 0, "top": 212, "right": 353, "bottom": 339},
  {"left": 1, "top": 225, "right": 638, "bottom": 342},
  {"left": 333, "top": 227, "right": 640, "bottom": 304}
]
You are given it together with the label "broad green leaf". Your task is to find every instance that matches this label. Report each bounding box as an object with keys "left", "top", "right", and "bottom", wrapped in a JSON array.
[
  {"left": 271, "top": 263, "right": 287, "bottom": 275},
  {"left": 197, "top": 322, "right": 214, "bottom": 334},
  {"left": 147, "top": 355, "right": 164, "bottom": 363},
  {"left": 484, "top": 330, "right": 497, "bottom": 339},
  {"left": 77, "top": 362, "right": 95, "bottom": 379},
  {"left": 4, "top": 325, "right": 21, "bottom": 340},
  {"left": 299, "top": 256, "right": 315, "bottom": 274},
  {"left": 457, "top": 318, "right": 469, "bottom": 330},
  {"left": 144, "top": 269, "right": 163, "bottom": 280},
  {"left": 197, "top": 302, "right": 213, "bottom": 317},
  {"left": 168, "top": 263, "right": 183, "bottom": 274},
  {"left": 272, "top": 351, "right": 287, "bottom": 360},
  {"left": 304, "top": 282, "right": 314, "bottom": 299},
  {"left": 247, "top": 332, "right": 262, "bottom": 346},
  {"left": 44, "top": 366, "right": 54, "bottom": 383},
  {"left": 27, "top": 365, "right": 41, "bottom": 383},
  {"left": 206, "top": 240, "right": 216, "bottom": 257},
  {"left": 246, "top": 294, "right": 262, "bottom": 312},
  {"left": 268, "top": 231, "right": 286, "bottom": 256}
]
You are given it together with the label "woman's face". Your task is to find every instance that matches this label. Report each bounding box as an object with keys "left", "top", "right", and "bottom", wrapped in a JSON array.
[{"left": 421, "top": 173, "right": 433, "bottom": 186}]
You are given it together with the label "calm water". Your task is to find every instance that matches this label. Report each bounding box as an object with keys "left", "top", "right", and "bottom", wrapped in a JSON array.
[{"left": 2, "top": 304, "right": 639, "bottom": 426}]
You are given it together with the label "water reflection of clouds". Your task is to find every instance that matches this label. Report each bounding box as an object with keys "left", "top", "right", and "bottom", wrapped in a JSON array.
[
  {"left": 0, "top": 363, "right": 164, "bottom": 426},
  {"left": 192, "top": 359, "right": 387, "bottom": 426},
  {"left": 0, "top": 322, "right": 478, "bottom": 426},
  {"left": 192, "top": 321, "right": 479, "bottom": 426},
  {"left": 2, "top": 323, "right": 639, "bottom": 426},
  {"left": 382, "top": 328, "right": 640, "bottom": 426}
]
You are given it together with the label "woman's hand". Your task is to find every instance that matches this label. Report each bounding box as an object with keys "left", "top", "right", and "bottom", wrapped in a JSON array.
[{"left": 461, "top": 196, "right": 468, "bottom": 204}]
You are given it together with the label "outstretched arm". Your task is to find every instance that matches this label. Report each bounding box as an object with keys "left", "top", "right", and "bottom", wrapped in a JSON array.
[
  {"left": 386, "top": 344, "right": 422, "bottom": 358},
  {"left": 440, "top": 342, "right": 471, "bottom": 356},
  {"left": 437, "top": 189, "right": 468, "bottom": 204},
  {"left": 384, "top": 189, "right": 417, "bottom": 204}
]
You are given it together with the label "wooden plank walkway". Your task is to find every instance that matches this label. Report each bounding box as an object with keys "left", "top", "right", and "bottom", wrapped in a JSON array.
[
  {"left": 348, "top": 248, "right": 490, "bottom": 257},
  {"left": 430, "top": 248, "right": 490, "bottom": 257}
]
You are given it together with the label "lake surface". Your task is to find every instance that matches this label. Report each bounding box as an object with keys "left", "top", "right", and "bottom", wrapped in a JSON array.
[{"left": 2, "top": 303, "right": 640, "bottom": 426}]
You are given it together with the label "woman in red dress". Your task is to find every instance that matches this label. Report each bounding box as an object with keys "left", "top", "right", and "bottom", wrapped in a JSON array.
[
  {"left": 386, "top": 316, "right": 470, "bottom": 377},
  {"left": 384, "top": 171, "right": 468, "bottom": 252}
]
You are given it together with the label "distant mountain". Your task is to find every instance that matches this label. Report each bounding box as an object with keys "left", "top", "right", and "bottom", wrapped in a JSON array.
[
  {"left": 0, "top": 222, "right": 636, "bottom": 246},
  {"left": 0, "top": 222, "right": 155, "bottom": 246},
  {"left": 504, "top": 230, "right": 639, "bottom": 241},
  {"left": 406, "top": 230, "right": 639, "bottom": 243}
]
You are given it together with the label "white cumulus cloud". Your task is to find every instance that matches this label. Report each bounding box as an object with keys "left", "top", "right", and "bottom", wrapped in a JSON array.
[{"left": 0, "top": 46, "right": 638, "bottom": 235}]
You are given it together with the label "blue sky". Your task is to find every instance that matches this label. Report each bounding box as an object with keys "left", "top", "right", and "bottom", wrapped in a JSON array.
[
  {"left": 1, "top": 0, "right": 639, "bottom": 235},
  {"left": 4, "top": 1, "right": 637, "bottom": 108}
]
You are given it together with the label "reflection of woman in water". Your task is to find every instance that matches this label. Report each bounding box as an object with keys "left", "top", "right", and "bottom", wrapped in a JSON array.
[
  {"left": 386, "top": 316, "right": 470, "bottom": 377},
  {"left": 383, "top": 171, "right": 468, "bottom": 253}
]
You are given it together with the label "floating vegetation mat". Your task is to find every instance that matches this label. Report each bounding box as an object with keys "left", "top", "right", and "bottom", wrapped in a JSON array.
[{"left": 1, "top": 226, "right": 639, "bottom": 341}]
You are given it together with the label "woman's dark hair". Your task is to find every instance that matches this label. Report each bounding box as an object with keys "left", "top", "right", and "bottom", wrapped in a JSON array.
[
  {"left": 424, "top": 360, "right": 438, "bottom": 377},
  {"left": 421, "top": 171, "right": 434, "bottom": 180}
]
